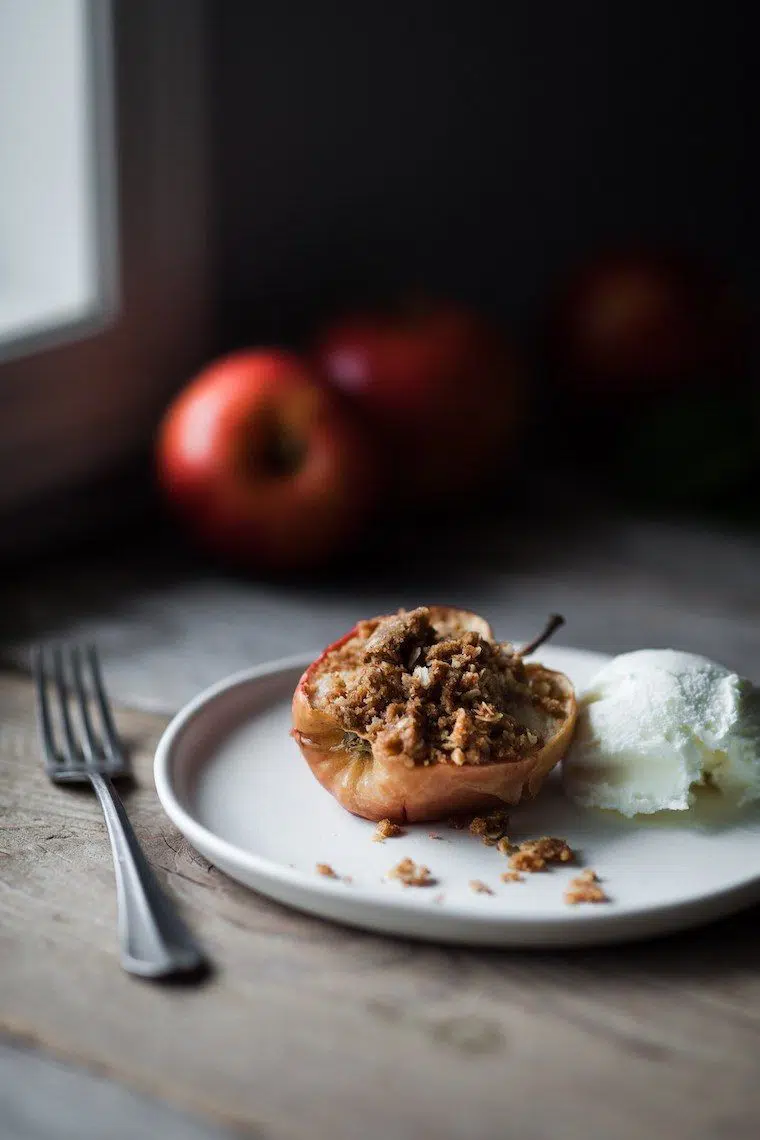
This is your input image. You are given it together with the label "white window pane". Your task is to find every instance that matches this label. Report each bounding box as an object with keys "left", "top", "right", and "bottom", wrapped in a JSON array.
[{"left": 0, "top": 0, "right": 116, "bottom": 350}]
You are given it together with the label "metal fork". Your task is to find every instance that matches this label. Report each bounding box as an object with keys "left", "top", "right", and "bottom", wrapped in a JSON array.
[{"left": 33, "top": 644, "right": 206, "bottom": 979}]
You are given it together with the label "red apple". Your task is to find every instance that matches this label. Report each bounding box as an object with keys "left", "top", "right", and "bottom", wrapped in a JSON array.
[
  {"left": 157, "top": 350, "right": 377, "bottom": 571},
  {"left": 548, "top": 249, "right": 745, "bottom": 397},
  {"left": 314, "top": 298, "right": 523, "bottom": 501}
]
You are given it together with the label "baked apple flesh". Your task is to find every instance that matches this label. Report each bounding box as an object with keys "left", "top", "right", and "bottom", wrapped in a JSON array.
[{"left": 292, "top": 607, "right": 577, "bottom": 822}]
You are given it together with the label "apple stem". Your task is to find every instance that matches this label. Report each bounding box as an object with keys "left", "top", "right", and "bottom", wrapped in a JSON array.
[{"left": 518, "top": 614, "right": 565, "bottom": 658}]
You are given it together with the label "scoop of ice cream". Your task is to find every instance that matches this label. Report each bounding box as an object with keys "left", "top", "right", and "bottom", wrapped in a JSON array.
[{"left": 563, "top": 649, "right": 760, "bottom": 816}]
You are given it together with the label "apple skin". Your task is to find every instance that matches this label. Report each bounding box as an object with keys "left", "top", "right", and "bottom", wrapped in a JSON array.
[
  {"left": 548, "top": 249, "right": 746, "bottom": 397},
  {"left": 156, "top": 350, "right": 378, "bottom": 571},
  {"left": 313, "top": 299, "right": 523, "bottom": 501}
]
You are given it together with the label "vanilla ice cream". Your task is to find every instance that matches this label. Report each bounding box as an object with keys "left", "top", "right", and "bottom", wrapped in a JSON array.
[{"left": 563, "top": 649, "right": 760, "bottom": 816}]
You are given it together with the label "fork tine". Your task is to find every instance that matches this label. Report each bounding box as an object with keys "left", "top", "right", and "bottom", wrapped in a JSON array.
[
  {"left": 33, "top": 647, "right": 58, "bottom": 771},
  {"left": 86, "top": 645, "right": 122, "bottom": 764},
  {"left": 71, "top": 645, "right": 99, "bottom": 767},
  {"left": 52, "top": 645, "right": 79, "bottom": 766}
]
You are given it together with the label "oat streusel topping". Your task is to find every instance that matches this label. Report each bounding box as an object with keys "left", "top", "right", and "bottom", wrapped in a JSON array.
[{"left": 314, "top": 607, "right": 565, "bottom": 768}]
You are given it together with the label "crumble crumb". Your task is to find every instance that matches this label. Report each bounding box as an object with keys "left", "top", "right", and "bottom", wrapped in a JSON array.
[
  {"left": 509, "top": 848, "right": 547, "bottom": 873},
  {"left": 470, "top": 809, "right": 510, "bottom": 846},
  {"left": 388, "top": 857, "right": 435, "bottom": 887},
  {"left": 521, "top": 836, "right": 575, "bottom": 864},
  {"left": 372, "top": 818, "right": 405, "bottom": 842},
  {"left": 469, "top": 809, "right": 509, "bottom": 836},
  {"left": 564, "top": 871, "right": 608, "bottom": 905},
  {"left": 496, "top": 836, "right": 515, "bottom": 855},
  {"left": 428, "top": 833, "right": 445, "bottom": 840},
  {"left": 469, "top": 879, "right": 494, "bottom": 895},
  {"left": 508, "top": 836, "right": 575, "bottom": 872},
  {"left": 500, "top": 871, "right": 524, "bottom": 883},
  {"left": 316, "top": 863, "right": 338, "bottom": 878}
]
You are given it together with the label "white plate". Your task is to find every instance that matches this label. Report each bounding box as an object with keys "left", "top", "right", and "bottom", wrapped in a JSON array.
[{"left": 154, "top": 646, "right": 760, "bottom": 947}]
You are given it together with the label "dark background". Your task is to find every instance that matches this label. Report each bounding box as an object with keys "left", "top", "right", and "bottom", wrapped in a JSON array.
[{"left": 213, "top": 3, "right": 754, "bottom": 348}]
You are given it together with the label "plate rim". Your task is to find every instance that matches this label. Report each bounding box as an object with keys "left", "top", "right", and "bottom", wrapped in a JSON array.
[{"left": 153, "top": 648, "right": 760, "bottom": 942}]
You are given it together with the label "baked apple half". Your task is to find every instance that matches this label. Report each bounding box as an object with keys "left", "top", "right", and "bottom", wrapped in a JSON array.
[{"left": 291, "top": 606, "right": 577, "bottom": 822}]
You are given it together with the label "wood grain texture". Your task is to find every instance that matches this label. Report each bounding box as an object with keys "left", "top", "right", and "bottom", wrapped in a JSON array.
[
  {"left": 2, "top": 671, "right": 760, "bottom": 1140},
  {"left": 3, "top": 514, "right": 760, "bottom": 717}
]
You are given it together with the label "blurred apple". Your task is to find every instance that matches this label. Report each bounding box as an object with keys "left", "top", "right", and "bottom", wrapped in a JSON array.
[
  {"left": 314, "top": 298, "right": 523, "bottom": 501},
  {"left": 157, "top": 350, "right": 378, "bottom": 572},
  {"left": 548, "top": 249, "right": 746, "bottom": 397}
]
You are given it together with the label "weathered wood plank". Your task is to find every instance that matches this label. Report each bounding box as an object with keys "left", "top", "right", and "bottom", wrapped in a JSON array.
[
  {"left": 3, "top": 516, "right": 760, "bottom": 717},
  {"left": 2, "top": 672, "right": 760, "bottom": 1139}
]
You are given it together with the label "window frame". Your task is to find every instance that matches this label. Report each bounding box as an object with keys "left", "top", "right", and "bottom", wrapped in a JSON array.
[{"left": 0, "top": 0, "right": 212, "bottom": 547}]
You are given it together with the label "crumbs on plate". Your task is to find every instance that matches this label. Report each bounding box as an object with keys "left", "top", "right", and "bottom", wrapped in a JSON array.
[
  {"left": 469, "top": 879, "right": 494, "bottom": 895},
  {"left": 322, "top": 826, "right": 607, "bottom": 905},
  {"left": 469, "top": 810, "right": 510, "bottom": 845},
  {"left": 372, "top": 818, "right": 405, "bottom": 842},
  {"left": 529, "top": 837, "right": 575, "bottom": 864},
  {"left": 509, "top": 836, "right": 575, "bottom": 873},
  {"left": 508, "top": 848, "right": 546, "bottom": 873},
  {"left": 388, "top": 857, "right": 435, "bottom": 887},
  {"left": 564, "top": 869, "right": 608, "bottom": 905}
]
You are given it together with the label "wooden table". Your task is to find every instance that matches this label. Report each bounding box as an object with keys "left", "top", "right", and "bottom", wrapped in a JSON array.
[{"left": 2, "top": 514, "right": 760, "bottom": 1139}]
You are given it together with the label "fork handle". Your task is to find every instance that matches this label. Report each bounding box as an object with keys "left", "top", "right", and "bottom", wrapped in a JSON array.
[{"left": 90, "top": 773, "right": 206, "bottom": 978}]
